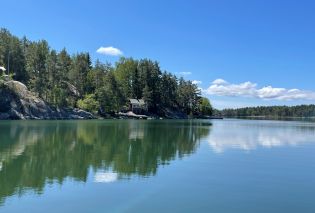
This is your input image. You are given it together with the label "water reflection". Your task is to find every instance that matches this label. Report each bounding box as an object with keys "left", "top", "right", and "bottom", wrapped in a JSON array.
[
  {"left": 208, "top": 120, "right": 315, "bottom": 153},
  {"left": 0, "top": 120, "right": 211, "bottom": 204},
  {"left": 94, "top": 171, "right": 118, "bottom": 183}
]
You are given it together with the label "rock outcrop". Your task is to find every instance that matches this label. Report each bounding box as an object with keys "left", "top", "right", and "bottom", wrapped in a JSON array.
[
  {"left": 160, "top": 107, "right": 188, "bottom": 119},
  {"left": 0, "top": 79, "right": 94, "bottom": 120}
]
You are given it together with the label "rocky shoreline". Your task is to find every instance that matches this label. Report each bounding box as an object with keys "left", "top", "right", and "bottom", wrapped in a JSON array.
[
  {"left": 0, "top": 79, "right": 94, "bottom": 120},
  {"left": 0, "top": 78, "right": 218, "bottom": 120}
]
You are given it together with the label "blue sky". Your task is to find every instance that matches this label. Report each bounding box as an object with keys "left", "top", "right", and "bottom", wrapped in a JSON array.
[{"left": 1, "top": 0, "right": 315, "bottom": 109}]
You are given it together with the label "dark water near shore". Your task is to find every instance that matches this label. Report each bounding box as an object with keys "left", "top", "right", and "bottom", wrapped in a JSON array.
[{"left": 0, "top": 119, "right": 314, "bottom": 212}]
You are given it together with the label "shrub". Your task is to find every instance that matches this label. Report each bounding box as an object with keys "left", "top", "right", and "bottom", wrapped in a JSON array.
[{"left": 77, "top": 94, "right": 100, "bottom": 114}]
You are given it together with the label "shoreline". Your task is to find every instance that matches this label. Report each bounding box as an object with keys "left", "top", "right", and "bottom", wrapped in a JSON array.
[{"left": 0, "top": 114, "right": 223, "bottom": 121}]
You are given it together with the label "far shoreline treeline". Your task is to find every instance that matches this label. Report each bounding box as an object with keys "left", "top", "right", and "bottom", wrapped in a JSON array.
[
  {"left": 0, "top": 28, "right": 213, "bottom": 118},
  {"left": 216, "top": 105, "right": 315, "bottom": 118}
]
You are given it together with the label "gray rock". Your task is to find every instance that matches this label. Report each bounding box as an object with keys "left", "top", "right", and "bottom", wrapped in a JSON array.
[
  {"left": 0, "top": 80, "right": 94, "bottom": 120},
  {"left": 161, "top": 108, "right": 188, "bottom": 119}
]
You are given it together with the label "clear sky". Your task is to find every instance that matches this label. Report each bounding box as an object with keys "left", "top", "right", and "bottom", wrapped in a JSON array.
[{"left": 1, "top": 0, "right": 315, "bottom": 109}]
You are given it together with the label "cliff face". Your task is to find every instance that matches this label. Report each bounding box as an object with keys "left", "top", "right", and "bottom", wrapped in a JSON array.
[{"left": 0, "top": 78, "right": 94, "bottom": 120}]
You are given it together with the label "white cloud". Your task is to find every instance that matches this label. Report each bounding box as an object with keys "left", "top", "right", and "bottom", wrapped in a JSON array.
[
  {"left": 204, "top": 79, "right": 315, "bottom": 101},
  {"left": 177, "top": 72, "right": 192, "bottom": 76},
  {"left": 192, "top": 80, "right": 202, "bottom": 85},
  {"left": 212, "top": 79, "right": 228, "bottom": 85},
  {"left": 96, "top": 46, "right": 123, "bottom": 56}
]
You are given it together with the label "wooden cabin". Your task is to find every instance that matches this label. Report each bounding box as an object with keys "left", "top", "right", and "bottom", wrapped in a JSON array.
[{"left": 129, "top": 99, "right": 148, "bottom": 114}]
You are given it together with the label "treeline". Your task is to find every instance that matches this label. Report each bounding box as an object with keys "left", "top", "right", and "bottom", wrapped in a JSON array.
[
  {"left": 220, "top": 105, "right": 315, "bottom": 117},
  {"left": 0, "top": 28, "right": 212, "bottom": 116}
]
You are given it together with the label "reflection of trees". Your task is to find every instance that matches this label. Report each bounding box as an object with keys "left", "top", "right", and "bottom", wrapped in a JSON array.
[{"left": 0, "top": 120, "right": 211, "bottom": 204}]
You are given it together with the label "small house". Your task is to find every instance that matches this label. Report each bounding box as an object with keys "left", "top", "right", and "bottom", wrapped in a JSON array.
[
  {"left": 129, "top": 99, "right": 148, "bottom": 114},
  {"left": 0, "top": 66, "right": 6, "bottom": 75}
]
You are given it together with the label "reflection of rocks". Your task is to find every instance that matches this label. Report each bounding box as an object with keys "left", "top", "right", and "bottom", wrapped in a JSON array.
[
  {"left": 208, "top": 121, "right": 315, "bottom": 153},
  {"left": 0, "top": 122, "right": 43, "bottom": 168},
  {"left": 0, "top": 120, "right": 211, "bottom": 205}
]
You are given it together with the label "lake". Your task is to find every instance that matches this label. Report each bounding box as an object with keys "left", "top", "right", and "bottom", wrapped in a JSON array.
[{"left": 0, "top": 119, "right": 314, "bottom": 213}]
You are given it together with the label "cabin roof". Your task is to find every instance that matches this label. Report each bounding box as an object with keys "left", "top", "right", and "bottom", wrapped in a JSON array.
[
  {"left": 129, "top": 99, "right": 146, "bottom": 105},
  {"left": 129, "top": 99, "right": 139, "bottom": 104}
]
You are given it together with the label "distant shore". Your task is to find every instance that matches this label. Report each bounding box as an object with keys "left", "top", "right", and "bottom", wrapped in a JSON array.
[{"left": 221, "top": 116, "right": 315, "bottom": 122}]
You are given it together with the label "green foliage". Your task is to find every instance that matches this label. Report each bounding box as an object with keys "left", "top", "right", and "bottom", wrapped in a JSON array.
[
  {"left": 77, "top": 94, "right": 100, "bottom": 114},
  {"left": 177, "top": 78, "right": 201, "bottom": 115},
  {"left": 0, "top": 73, "right": 13, "bottom": 81},
  {"left": 69, "top": 53, "right": 91, "bottom": 95},
  {"left": 25, "top": 40, "right": 50, "bottom": 98},
  {"left": 0, "top": 29, "right": 27, "bottom": 82},
  {"left": 220, "top": 105, "right": 315, "bottom": 117},
  {"left": 199, "top": 97, "right": 213, "bottom": 116},
  {"left": 97, "top": 71, "right": 124, "bottom": 113},
  {"left": 114, "top": 57, "right": 138, "bottom": 99},
  {"left": 0, "top": 28, "right": 209, "bottom": 116}
]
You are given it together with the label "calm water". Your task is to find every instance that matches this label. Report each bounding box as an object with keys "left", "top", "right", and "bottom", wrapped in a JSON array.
[{"left": 0, "top": 119, "right": 314, "bottom": 213}]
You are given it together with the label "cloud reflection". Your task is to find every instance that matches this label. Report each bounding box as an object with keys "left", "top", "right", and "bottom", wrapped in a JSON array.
[
  {"left": 94, "top": 171, "right": 118, "bottom": 183},
  {"left": 207, "top": 121, "right": 315, "bottom": 153}
]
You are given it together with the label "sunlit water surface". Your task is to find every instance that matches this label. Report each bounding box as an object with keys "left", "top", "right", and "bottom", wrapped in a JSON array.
[{"left": 0, "top": 119, "right": 314, "bottom": 213}]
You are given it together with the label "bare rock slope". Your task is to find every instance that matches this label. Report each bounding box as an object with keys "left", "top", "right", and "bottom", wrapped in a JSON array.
[{"left": 0, "top": 79, "right": 94, "bottom": 120}]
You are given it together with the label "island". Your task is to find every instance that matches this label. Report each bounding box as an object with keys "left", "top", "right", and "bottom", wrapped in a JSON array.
[{"left": 0, "top": 28, "right": 213, "bottom": 120}]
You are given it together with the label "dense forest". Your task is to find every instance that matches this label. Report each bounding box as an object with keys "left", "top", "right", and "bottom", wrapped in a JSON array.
[
  {"left": 219, "top": 105, "right": 315, "bottom": 118},
  {"left": 0, "top": 28, "right": 212, "bottom": 117}
]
